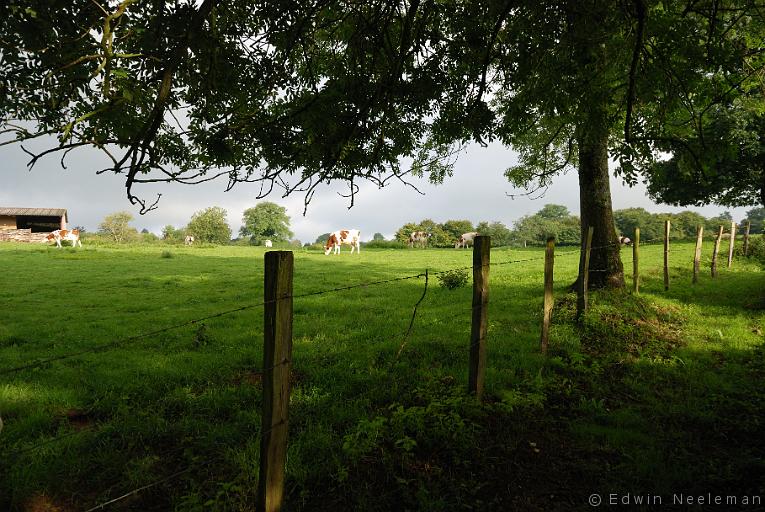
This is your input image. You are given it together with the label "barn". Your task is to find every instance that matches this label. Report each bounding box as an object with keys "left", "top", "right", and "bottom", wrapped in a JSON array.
[{"left": 0, "top": 207, "right": 68, "bottom": 243}]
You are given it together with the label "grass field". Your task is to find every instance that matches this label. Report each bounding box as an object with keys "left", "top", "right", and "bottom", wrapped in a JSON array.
[{"left": 1, "top": 241, "right": 763, "bottom": 511}]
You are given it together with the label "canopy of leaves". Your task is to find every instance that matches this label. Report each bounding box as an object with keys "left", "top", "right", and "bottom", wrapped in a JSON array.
[
  {"left": 639, "top": 100, "right": 765, "bottom": 209},
  {"left": 3, "top": 1, "right": 761, "bottom": 213},
  {"left": 186, "top": 206, "right": 232, "bottom": 244},
  {"left": 239, "top": 201, "right": 293, "bottom": 245}
]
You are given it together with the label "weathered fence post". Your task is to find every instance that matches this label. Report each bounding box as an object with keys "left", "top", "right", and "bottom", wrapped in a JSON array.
[
  {"left": 664, "top": 219, "right": 670, "bottom": 291},
  {"left": 693, "top": 226, "right": 703, "bottom": 284},
  {"left": 541, "top": 237, "right": 556, "bottom": 353},
  {"left": 743, "top": 220, "right": 751, "bottom": 257},
  {"left": 632, "top": 227, "right": 640, "bottom": 294},
  {"left": 469, "top": 236, "right": 490, "bottom": 400},
  {"left": 577, "top": 226, "right": 594, "bottom": 319},
  {"left": 727, "top": 221, "right": 736, "bottom": 268},
  {"left": 258, "top": 251, "right": 294, "bottom": 512},
  {"left": 711, "top": 225, "right": 724, "bottom": 277}
]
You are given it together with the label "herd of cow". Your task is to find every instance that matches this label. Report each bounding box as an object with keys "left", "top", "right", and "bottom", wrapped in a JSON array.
[{"left": 42, "top": 228, "right": 633, "bottom": 253}]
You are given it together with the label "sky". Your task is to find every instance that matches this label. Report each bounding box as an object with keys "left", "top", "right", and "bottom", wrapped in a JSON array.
[{"left": 0, "top": 139, "right": 752, "bottom": 243}]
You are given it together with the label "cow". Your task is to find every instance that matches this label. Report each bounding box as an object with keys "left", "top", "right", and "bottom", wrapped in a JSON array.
[
  {"left": 45, "top": 229, "right": 82, "bottom": 248},
  {"left": 184, "top": 235, "right": 195, "bottom": 246},
  {"left": 408, "top": 231, "right": 431, "bottom": 248},
  {"left": 324, "top": 229, "right": 361, "bottom": 255},
  {"left": 619, "top": 236, "right": 632, "bottom": 246},
  {"left": 455, "top": 231, "right": 479, "bottom": 249},
  {"left": 264, "top": 239, "right": 273, "bottom": 248}
]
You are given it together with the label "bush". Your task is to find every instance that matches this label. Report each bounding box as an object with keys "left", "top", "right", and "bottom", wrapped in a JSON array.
[
  {"left": 735, "top": 234, "right": 765, "bottom": 264},
  {"left": 436, "top": 269, "right": 469, "bottom": 290}
]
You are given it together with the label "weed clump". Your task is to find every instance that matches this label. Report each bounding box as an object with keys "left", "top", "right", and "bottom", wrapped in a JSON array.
[
  {"left": 436, "top": 269, "right": 469, "bottom": 290},
  {"left": 161, "top": 250, "right": 174, "bottom": 259}
]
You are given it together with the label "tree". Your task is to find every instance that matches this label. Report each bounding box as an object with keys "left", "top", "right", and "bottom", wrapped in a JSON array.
[
  {"left": 186, "top": 207, "right": 232, "bottom": 244},
  {"left": 743, "top": 208, "right": 765, "bottom": 234},
  {"left": 315, "top": 233, "right": 331, "bottom": 245},
  {"left": 441, "top": 220, "right": 475, "bottom": 241},
  {"left": 3, "top": 1, "right": 761, "bottom": 287},
  {"left": 239, "top": 202, "right": 293, "bottom": 245},
  {"left": 98, "top": 211, "right": 136, "bottom": 243},
  {"left": 475, "top": 221, "right": 513, "bottom": 247},
  {"left": 535, "top": 204, "right": 571, "bottom": 221},
  {"left": 373, "top": 233, "right": 385, "bottom": 241},
  {"left": 162, "top": 225, "right": 184, "bottom": 241},
  {"left": 512, "top": 208, "right": 581, "bottom": 247}
]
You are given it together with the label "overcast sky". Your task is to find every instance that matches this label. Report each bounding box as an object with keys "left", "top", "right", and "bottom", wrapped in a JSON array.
[{"left": 1, "top": 139, "right": 751, "bottom": 242}]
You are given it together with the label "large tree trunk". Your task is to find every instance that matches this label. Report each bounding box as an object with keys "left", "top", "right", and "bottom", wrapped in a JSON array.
[{"left": 576, "top": 121, "right": 625, "bottom": 289}]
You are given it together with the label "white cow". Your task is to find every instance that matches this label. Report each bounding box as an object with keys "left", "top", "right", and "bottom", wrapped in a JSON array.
[
  {"left": 619, "top": 236, "right": 632, "bottom": 246},
  {"left": 184, "top": 235, "right": 195, "bottom": 245},
  {"left": 324, "top": 229, "right": 361, "bottom": 255},
  {"left": 455, "top": 232, "right": 479, "bottom": 249},
  {"left": 408, "top": 231, "right": 431, "bottom": 248},
  {"left": 45, "top": 229, "right": 82, "bottom": 248},
  {"left": 264, "top": 239, "right": 273, "bottom": 248}
]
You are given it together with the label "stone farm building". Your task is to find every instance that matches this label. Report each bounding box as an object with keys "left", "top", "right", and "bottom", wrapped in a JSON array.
[{"left": 0, "top": 207, "right": 68, "bottom": 243}]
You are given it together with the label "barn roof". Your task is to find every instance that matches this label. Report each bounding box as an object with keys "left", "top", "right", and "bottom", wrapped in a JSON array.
[{"left": 0, "top": 207, "right": 68, "bottom": 221}]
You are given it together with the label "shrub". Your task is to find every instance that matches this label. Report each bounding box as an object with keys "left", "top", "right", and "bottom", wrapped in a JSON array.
[
  {"left": 436, "top": 269, "right": 469, "bottom": 290},
  {"left": 161, "top": 250, "right": 174, "bottom": 259},
  {"left": 735, "top": 234, "right": 765, "bottom": 264}
]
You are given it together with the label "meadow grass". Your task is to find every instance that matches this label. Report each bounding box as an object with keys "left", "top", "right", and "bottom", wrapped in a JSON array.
[{"left": 0, "top": 240, "right": 763, "bottom": 511}]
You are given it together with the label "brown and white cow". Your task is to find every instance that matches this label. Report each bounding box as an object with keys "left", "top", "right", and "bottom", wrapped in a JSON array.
[
  {"left": 619, "top": 236, "right": 632, "bottom": 246},
  {"left": 324, "top": 229, "right": 361, "bottom": 255},
  {"left": 184, "top": 235, "right": 195, "bottom": 246},
  {"left": 455, "top": 231, "right": 479, "bottom": 249},
  {"left": 408, "top": 231, "right": 431, "bottom": 248},
  {"left": 46, "top": 229, "right": 82, "bottom": 248}
]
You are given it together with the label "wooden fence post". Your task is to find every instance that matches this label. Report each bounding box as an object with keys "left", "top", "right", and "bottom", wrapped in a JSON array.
[
  {"left": 664, "top": 219, "right": 670, "bottom": 291},
  {"left": 693, "top": 226, "right": 703, "bottom": 284},
  {"left": 711, "top": 225, "right": 724, "bottom": 277},
  {"left": 632, "top": 227, "right": 640, "bottom": 294},
  {"left": 577, "top": 226, "right": 593, "bottom": 319},
  {"left": 258, "top": 251, "right": 294, "bottom": 512},
  {"left": 727, "top": 221, "right": 736, "bottom": 268},
  {"left": 743, "top": 220, "right": 751, "bottom": 257},
  {"left": 541, "top": 237, "right": 556, "bottom": 353},
  {"left": 469, "top": 236, "right": 490, "bottom": 400}
]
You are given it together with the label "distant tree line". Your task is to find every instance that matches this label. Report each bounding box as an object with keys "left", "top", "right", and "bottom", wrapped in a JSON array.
[
  {"left": 382, "top": 205, "right": 765, "bottom": 248},
  {"left": 86, "top": 201, "right": 301, "bottom": 246},
  {"left": 86, "top": 203, "right": 763, "bottom": 248}
]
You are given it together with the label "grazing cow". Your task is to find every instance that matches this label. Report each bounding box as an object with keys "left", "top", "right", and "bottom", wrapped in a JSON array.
[
  {"left": 455, "top": 231, "right": 479, "bottom": 249},
  {"left": 619, "top": 236, "right": 632, "bottom": 246},
  {"left": 264, "top": 239, "right": 273, "bottom": 248},
  {"left": 184, "top": 235, "right": 195, "bottom": 246},
  {"left": 324, "top": 229, "right": 361, "bottom": 255},
  {"left": 408, "top": 231, "right": 431, "bottom": 248},
  {"left": 45, "top": 229, "right": 82, "bottom": 248}
]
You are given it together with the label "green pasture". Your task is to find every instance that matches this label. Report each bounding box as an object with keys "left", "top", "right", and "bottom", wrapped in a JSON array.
[{"left": 0, "top": 241, "right": 763, "bottom": 511}]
